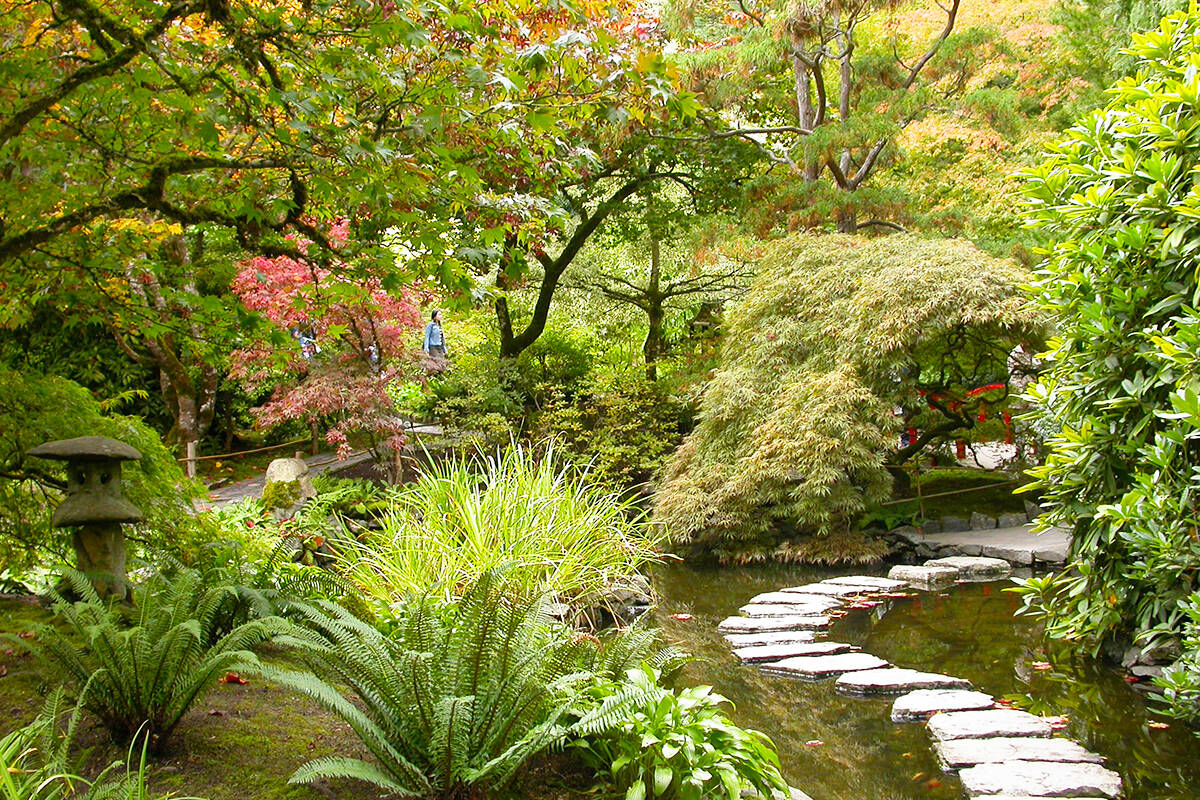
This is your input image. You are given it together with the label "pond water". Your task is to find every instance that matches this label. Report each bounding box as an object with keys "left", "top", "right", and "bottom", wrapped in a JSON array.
[{"left": 650, "top": 562, "right": 1200, "bottom": 800}]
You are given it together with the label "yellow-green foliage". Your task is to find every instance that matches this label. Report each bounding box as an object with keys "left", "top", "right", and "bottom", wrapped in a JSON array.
[{"left": 653, "top": 233, "right": 1039, "bottom": 563}]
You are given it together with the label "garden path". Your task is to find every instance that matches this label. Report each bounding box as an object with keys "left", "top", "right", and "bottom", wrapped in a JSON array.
[
  {"left": 917, "top": 524, "right": 1071, "bottom": 566},
  {"left": 199, "top": 421, "right": 443, "bottom": 509}
]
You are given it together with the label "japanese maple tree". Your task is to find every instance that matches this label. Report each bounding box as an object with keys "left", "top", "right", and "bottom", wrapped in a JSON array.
[{"left": 231, "top": 221, "right": 428, "bottom": 464}]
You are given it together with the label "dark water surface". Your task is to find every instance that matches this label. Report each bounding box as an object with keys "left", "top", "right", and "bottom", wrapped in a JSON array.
[{"left": 650, "top": 562, "right": 1200, "bottom": 800}]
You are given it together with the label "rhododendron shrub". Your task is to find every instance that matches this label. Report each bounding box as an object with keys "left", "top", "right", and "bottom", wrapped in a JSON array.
[{"left": 231, "top": 222, "right": 428, "bottom": 463}]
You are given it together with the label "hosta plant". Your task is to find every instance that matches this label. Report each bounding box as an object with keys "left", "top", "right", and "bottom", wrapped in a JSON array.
[
  {"left": 568, "top": 666, "right": 789, "bottom": 800},
  {"left": 19, "top": 570, "right": 286, "bottom": 753}
]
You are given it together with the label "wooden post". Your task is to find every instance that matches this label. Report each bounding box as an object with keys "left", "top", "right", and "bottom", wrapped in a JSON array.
[
  {"left": 310, "top": 420, "right": 320, "bottom": 456},
  {"left": 185, "top": 440, "right": 198, "bottom": 479}
]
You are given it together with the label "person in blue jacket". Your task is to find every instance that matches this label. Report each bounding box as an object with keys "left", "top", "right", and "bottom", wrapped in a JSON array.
[{"left": 423, "top": 309, "right": 447, "bottom": 370}]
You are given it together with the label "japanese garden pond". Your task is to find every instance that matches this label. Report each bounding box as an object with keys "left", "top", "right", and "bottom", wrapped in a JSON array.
[{"left": 650, "top": 562, "right": 1200, "bottom": 800}]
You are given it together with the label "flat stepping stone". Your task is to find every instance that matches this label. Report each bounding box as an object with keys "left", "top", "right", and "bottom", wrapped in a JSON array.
[
  {"left": 740, "top": 602, "right": 843, "bottom": 617},
  {"left": 718, "top": 615, "right": 830, "bottom": 634},
  {"left": 936, "top": 736, "right": 1105, "bottom": 769},
  {"left": 760, "top": 652, "right": 889, "bottom": 680},
  {"left": 925, "top": 556, "right": 1013, "bottom": 577},
  {"left": 891, "top": 689, "right": 995, "bottom": 722},
  {"left": 959, "top": 760, "right": 1121, "bottom": 798},
  {"left": 887, "top": 564, "right": 959, "bottom": 587},
  {"left": 779, "top": 582, "right": 867, "bottom": 598},
  {"left": 928, "top": 709, "right": 1053, "bottom": 741},
  {"left": 835, "top": 668, "right": 971, "bottom": 696},
  {"left": 723, "top": 630, "right": 817, "bottom": 647},
  {"left": 744, "top": 592, "right": 842, "bottom": 611},
  {"left": 822, "top": 575, "right": 909, "bottom": 590},
  {"left": 734, "top": 641, "right": 854, "bottom": 663}
]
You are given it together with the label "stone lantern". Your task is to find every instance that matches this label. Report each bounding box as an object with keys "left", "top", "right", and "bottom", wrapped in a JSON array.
[{"left": 28, "top": 436, "right": 142, "bottom": 600}]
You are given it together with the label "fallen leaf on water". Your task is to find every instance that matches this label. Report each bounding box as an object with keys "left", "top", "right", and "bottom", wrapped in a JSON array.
[
  {"left": 1123, "top": 675, "right": 1140, "bottom": 683},
  {"left": 1148, "top": 721, "right": 1170, "bottom": 730},
  {"left": 208, "top": 710, "right": 225, "bottom": 717},
  {"left": 925, "top": 779, "right": 943, "bottom": 789},
  {"left": 804, "top": 740, "right": 824, "bottom": 747},
  {"left": 219, "top": 672, "right": 249, "bottom": 685},
  {"left": 1031, "top": 661, "right": 1052, "bottom": 670},
  {"left": 901, "top": 752, "right": 914, "bottom": 758},
  {"left": 912, "top": 772, "right": 926, "bottom": 782},
  {"left": 0, "top": 665, "right": 7, "bottom": 678},
  {"left": 670, "top": 613, "right": 693, "bottom": 622},
  {"left": 17, "top": 632, "right": 34, "bottom": 640}
]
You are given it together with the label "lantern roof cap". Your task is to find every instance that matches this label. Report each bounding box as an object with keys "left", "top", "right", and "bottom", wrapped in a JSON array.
[{"left": 28, "top": 437, "right": 141, "bottom": 462}]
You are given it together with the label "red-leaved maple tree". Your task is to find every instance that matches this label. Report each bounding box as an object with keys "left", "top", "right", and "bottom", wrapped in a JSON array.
[{"left": 231, "top": 221, "right": 430, "bottom": 464}]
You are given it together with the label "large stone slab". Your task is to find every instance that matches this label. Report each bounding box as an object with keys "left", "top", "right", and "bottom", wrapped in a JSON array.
[
  {"left": 887, "top": 564, "right": 959, "bottom": 587},
  {"left": 740, "top": 602, "right": 843, "bottom": 618},
  {"left": 779, "top": 582, "right": 866, "bottom": 598},
  {"left": 723, "top": 630, "right": 817, "bottom": 648},
  {"left": 924, "top": 556, "right": 1013, "bottom": 577},
  {"left": 927, "top": 709, "right": 1053, "bottom": 741},
  {"left": 759, "top": 652, "right": 889, "bottom": 680},
  {"left": 821, "top": 575, "right": 909, "bottom": 591},
  {"left": 980, "top": 543, "right": 1035, "bottom": 566},
  {"left": 891, "top": 689, "right": 995, "bottom": 722},
  {"left": 958, "top": 760, "right": 1121, "bottom": 798},
  {"left": 719, "top": 615, "right": 830, "bottom": 634},
  {"left": 936, "top": 737, "right": 1105, "bottom": 769},
  {"left": 744, "top": 592, "right": 843, "bottom": 611},
  {"left": 734, "top": 641, "right": 854, "bottom": 663},
  {"left": 835, "top": 668, "right": 971, "bottom": 696}
]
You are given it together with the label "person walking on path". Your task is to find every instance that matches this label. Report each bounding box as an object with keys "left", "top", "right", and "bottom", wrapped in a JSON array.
[{"left": 423, "top": 309, "right": 447, "bottom": 371}]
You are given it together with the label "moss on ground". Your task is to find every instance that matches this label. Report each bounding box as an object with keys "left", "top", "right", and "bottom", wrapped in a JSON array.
[{"left": 862, "top": 468, "right": 1032, "bottom": 529}]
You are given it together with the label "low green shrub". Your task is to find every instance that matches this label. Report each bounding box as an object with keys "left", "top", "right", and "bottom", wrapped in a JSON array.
[
  {"left": 268, "top": 572, "right": 603, "bottom": 799},
  {"left": 18, "top": 570, "right": 286, "bottom": 753},
  {"left": 335, "top": 443, "right": 664, "bottom": 610},
  {"left": 534, "top": 372, "right": 693, "bottom": 492},
  {"left": 568, "top": 665, "right": 789, "bottom": 800}
]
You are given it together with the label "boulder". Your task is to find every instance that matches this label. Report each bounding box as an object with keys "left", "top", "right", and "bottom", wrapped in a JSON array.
[
  {"left": 759, "top": 652, "right": 889, "bottom": 680},
  {"left": 741, "top": 603, "right": 839, "bottom": 618},
  {"left": 935, "top": 736, "right": 1104, "bottom": 769},
  {"left": 890, "top": 689, "right": 995, "bottom": 722},
  {"left": 887, "top": 564, "right": 958, "bottom": 587},
  {"left": 835, "top": 668, "right": 971, "bottom": 696},
  {"left": 998, "top": 512, "right": 1028, "bottom": 529},
  {"left": 744, "top": 592, "right": 842, "bottom": 611},
  {"left": 940, "top": 516, "right": 970, "bottom": 532},
  {"left": 779, "top": 583, "right": 866, "bottom": 598},
  {"left": 980, "top": 543, "right": 1035, "bottom": 566},
  {"left": 890, "top": 525, "right": 924, "bottom": 545},
  {"left": 723, "top": 630, "right": 817, "bottom": 648},
  {"left": 924, "top": 556, "right": 1012, "bottom": 578},
  {"left": 262, "top": 457, "right": 317, "bottom": 518},
  {"left": 822, "top": 576, "right": 909, "bottom": 591},
  {"left": 718, "top": 615, "right": 830, "bottom": 634},
  {"left": 927, "top": 709, "right": 1052, "bottom": 741},
  {"left": 969, "top": 512, "right": 998, "bottom": 530},
  {"left": 734, "top": 641, "right": 854, "bottom": 664},
  {"left": 958, "top": 760, "right": 1121, "bottom": 798}
]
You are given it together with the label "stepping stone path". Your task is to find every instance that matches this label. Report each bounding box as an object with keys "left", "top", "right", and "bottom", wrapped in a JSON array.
[
  {"left": 891, "top": 689, "right": 996, "bottom": 722},
  {"left": 716, "top": 565, "right": 1122, "bottom": 800}
]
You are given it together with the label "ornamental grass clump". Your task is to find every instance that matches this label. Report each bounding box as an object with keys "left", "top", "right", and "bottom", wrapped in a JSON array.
[
  {"left": 19, "top": 570, "right": 287, "bottom": 754},
  {"left": 335, "top": 443, "right": 663, "bottom": 607}
]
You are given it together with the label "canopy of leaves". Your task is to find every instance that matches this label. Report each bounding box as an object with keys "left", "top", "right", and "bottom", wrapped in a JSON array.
[
  {"left": 653, "top": 233, "right": 1039, "bottom": 563},
  {"left": 1017, "top": 7, "right": 1200, "bottom": 671},
  {"left": 0, "top": 368, "right": 200, "bottom": 570}
]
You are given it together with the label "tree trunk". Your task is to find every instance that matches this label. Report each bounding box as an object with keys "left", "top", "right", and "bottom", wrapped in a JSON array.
[
  {"left": 643, "top": 238, "right": 664, "bottom": 382},
  {"left": 792, "top": 54, "right": 821, "bottom": 181}
]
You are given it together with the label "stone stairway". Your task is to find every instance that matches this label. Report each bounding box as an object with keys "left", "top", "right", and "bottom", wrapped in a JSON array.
[{"left": 718, "top": 559, "right": 1122, "bottom": 800}]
